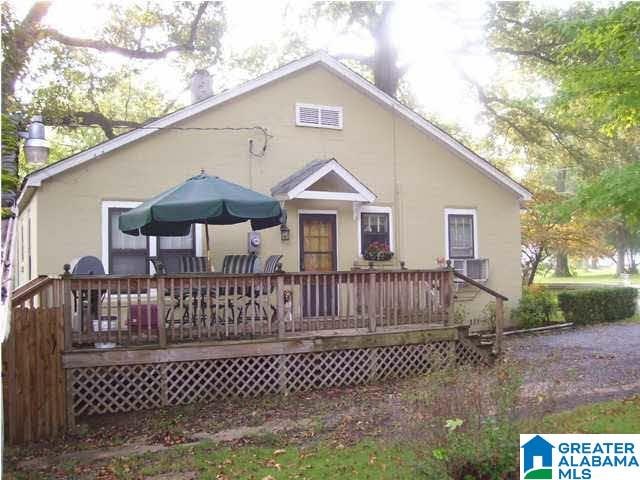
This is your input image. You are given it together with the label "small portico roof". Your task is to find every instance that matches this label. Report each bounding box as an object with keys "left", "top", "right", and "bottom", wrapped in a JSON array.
[{"left": 271, "top": 158, "right": 376, "bottom": 203}]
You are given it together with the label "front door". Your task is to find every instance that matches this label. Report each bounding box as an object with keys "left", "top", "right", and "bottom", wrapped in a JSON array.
[{"left": 299, "top": 213, "right": 337, "bottom": 317}]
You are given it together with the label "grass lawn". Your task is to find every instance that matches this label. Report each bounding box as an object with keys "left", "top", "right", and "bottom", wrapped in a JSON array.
[
  {"left": 536, "top": 266, "right": 640, "bottom": 285},
  {"left": 98, "top": 440, "right": 420, "bottom": 479},
  {"left": 57, "top": 396, "right": 640, "bottom": 479},
  {"left": 532, "top": 396, "right": 640, "bottom": 434}
]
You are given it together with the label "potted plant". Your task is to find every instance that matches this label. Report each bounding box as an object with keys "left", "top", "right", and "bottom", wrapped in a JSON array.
[{"left": 363, "top": 241, "right": 394, "bottom": 261}]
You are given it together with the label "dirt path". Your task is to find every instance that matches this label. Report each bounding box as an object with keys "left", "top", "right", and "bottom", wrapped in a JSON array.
[{"left": 507, "top": 320, "right": 640, "bottom": 411}]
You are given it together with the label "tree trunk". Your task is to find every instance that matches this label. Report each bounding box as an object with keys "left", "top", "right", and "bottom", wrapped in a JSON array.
[
  {"left": 553, "top": 252, "right": 571, "bottom": 277},
  {"left": 614, "top": 226, "right": 627, "bottom": 276},
  {"left": 590, "top": 257, "right": 598, "bottom": 269},
  {"left": 628, "top": 250, "right": 638, "bottom": 274},
  {"left": 616, "top": 248, "right": 626, "bottom": 276},
  {"left": 371, "top": 3, "right": 401, "bottom": 97}
]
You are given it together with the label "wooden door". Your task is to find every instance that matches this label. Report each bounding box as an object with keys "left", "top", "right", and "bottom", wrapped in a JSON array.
[{"left": 299, "top": 214, "right": 337, "bottom": 317}]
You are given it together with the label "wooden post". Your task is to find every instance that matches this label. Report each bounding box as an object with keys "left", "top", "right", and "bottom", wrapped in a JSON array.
[
  {"left": 156, "top": 275, "right": 167, "bottom": 347},
  {"left": 62, "top": 264, "right": 72, "bottom": 351},
  {"left": 494, "top": 297, "right": 504, "bottom": 356},
  {"left": 444, "top": 264, "right": 455, "bottom": 326},
  {"left": 277, "top": 275, "right": 285, "bottom": 339},
  {"left": 368, "top": 273, "right": 377, "bottom": 332}
]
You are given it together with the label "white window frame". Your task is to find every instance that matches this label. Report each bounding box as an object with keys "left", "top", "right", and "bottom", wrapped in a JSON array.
[
  {"left": 444, "top": 208, "right": 478, "bottom": 260},
  {"left": 357, "top": 205, "right": 394, "bottom": 258},
  {"left": 295, "top": 103, "right": 343, "bottom": 130},
  {"left": 101, "top": 200, "right": 204, "bottom": 274}
]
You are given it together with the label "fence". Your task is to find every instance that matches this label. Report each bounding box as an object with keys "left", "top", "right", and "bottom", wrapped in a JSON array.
[
  {"left": 66, "top": 269, "right": 454, "bottom": 348},
  {"left": 3, "top": 277, "right": 66, "bottom": 443}
]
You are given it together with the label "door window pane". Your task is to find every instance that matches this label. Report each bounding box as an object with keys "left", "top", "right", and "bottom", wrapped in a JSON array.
[{"left": 448, "top": 214, "right": 474, "bottom": 259}]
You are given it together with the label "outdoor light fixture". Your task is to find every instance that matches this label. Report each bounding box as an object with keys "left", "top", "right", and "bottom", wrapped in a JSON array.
[
  {"left": 279, "top": 207, "right": 289, "bottom": 242},
  {"left": 23, "top": 115, "right": 49, "bottom": 165},
  {"left": 280, "top": 223, "right": 290, "bottom": 242}
]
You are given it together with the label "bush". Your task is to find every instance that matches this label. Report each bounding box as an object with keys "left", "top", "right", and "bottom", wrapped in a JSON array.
[
  {"left": 412, "top": 365, "right": 522, "bottom": 479},
  {"left": 511, "top": 287, "right": 557, "bottom": 328},
  {"left": 558, "top": 287, "right": 637, "bottom": 325}
]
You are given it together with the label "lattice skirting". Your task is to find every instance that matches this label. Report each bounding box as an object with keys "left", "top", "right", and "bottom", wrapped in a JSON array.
[{"left": 70, "top": 339, "right": 487, "bottom": 417}]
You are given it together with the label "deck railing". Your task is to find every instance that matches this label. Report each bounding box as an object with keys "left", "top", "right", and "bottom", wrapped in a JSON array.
[{"left": 58, "top": 268, "right": 454, "bottom": 349}]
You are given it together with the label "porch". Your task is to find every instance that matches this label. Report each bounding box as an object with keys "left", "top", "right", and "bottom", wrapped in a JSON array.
[{"left": 4, "top": 267, "right": 506, "bottom": 444}]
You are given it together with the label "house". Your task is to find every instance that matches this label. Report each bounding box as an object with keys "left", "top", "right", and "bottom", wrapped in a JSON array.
[
  {"left": 14, "top": 52, "right": 530, "bottom": 322},
  {"left": 521, "top": 435, "right": 554, "bottom": 474}
]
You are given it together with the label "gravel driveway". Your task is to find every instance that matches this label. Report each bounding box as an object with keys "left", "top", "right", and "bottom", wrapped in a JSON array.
[{"left": 506, "top": 319, "right": 640, "bottom": 411}]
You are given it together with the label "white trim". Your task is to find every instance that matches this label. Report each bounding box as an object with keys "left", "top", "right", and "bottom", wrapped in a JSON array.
[
  {"left": 444, "top": 208, "right": 478, "bottom": 260},
  {"left": 298, "top": 209, "right": 338, "bottom": 215},
  {"left": 23, "top": 52, "right": 531, "bottom": 201},
  {"left": 298, "top": 209, "right": 339, "bottom": 271},
  {"left": 295, "top": 103, "right": 343, "bottom": 129},
  {"left": 195, "top": 224, "right": 204, "bottom": 257},
  {"left": 296, "top": 191, "right": 366, "bottom": 201},
  {"left": 286, "top": 159, "right": 376, "bottom": 202},
  {"left": 357, "top": 205, "right": 394, "bottom": 257}
]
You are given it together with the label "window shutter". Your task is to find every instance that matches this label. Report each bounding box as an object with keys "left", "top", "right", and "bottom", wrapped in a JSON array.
[{"left": 296, "top": 104, "right": 343, "bottom": 129}]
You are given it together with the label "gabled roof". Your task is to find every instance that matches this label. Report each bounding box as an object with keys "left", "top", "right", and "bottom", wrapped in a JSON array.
[
  {"left": 19, "top": 51, "right": 531, "bottom": 206},
  {"left": 271, "top": 158, "right": 376, "bottom": 202}
]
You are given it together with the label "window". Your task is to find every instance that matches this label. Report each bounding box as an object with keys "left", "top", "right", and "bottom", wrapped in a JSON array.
[
  {"left": 295, "top": 103, "right": 343, "bottom": 129},
  {"left": 108, "top": 208, "right": 149, "bottom": 274},
  {"left": 158, "top": 228, "right": 195, "bottom": 273},
  {"left": 358, "top": 206, "right": 393, "bottom": 256},
  {"left": 446, "top": 211, "right": 476, "bottom": 259}
]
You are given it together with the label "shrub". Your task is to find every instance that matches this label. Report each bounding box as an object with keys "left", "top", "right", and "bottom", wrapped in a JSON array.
[
  {"left": 412, "top": 365, "right": 522, "bottom": 479},
  {"left": 511, "top": 287, "right": 557, "bottom": 328},
  {"left": 558, "top": 287, "right": 637, "bottom": 325}
]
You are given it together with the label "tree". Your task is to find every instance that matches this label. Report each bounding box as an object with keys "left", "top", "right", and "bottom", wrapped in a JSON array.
[
  {"left": 568, "top": 162, "right": 640, "bottom": 275},
  {"left": 1, "top": 1, "right": 226, "bottom": 218},
  {"left": 311, "top": 2, "right": 406, "bottom": 96},
  {"left": 1, "top": 1, "right": 225, "bottom": 134},
  {"left": 521, "top": 186, "right": 612, "bottom": 285},
  {"left": 475, "top": 2, "right": 639, "bottom": 277}
]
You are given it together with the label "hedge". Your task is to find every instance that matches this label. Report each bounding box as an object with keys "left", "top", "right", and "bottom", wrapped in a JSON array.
[{"left": 557, "top": 287, "right": 638, "bottom": 325}]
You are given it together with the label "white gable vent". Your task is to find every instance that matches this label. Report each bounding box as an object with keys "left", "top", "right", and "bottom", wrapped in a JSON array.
[{"left": 296, "top": 103, "right": 343, "bottom": 130}]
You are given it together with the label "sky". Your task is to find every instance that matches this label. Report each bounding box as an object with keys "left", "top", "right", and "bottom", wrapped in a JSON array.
[{"left": 14, "top": 0, "right": 601, "bottom": 140}]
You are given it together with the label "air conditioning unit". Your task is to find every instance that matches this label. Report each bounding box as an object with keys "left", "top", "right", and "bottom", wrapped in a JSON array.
[{"left": 451, "top": 258, "right": 489, "bottom": 282}]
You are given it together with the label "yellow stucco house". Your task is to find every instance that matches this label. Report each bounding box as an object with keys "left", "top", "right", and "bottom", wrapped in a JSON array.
[{"left": 15, "top": 52, "right": 530, "bottom": 319}]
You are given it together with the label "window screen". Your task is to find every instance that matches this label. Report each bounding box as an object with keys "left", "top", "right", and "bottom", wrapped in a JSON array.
[
  {"left": 109, "top": 208, "right": 149, "bottom": 274},
  {"left": 448, "top": 214, "right": 474, "bottom": 259}
]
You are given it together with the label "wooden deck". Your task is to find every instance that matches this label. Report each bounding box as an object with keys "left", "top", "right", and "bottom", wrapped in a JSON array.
[{"left": 4, "top": 267, "right": 504, "bottom": 444}]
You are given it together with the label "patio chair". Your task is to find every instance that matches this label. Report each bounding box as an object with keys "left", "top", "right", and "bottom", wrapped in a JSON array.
[
  {"left": 238, "top": 254, "right": 284, "bottom": 328},
  {"left": 180, "top": 256, "right": 210, "bottom": 273},
  {"left": 221, "top": 254, "right": 260, "bottom": 274},
  {"left": 263, "top": 254, "right": 284, "bottom": 274}
]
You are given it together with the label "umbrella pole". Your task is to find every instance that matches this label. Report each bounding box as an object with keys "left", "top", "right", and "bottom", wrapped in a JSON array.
[{"left": 205, "top": 222, "right": 210, "bottom": 254}]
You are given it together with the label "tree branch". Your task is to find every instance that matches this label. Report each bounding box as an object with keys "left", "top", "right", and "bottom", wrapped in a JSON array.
[
  {"left": 333, "top": 52, "right": 375, "bottom": 67},
  {"left": 41, "top": 2, "right": 210, "bottom": 60},
  {"left": 55, "top": 112, "right": 141, "bottom": 139},
  {"left": 491, "top": 46, "right": 558, "bottom": 64}
]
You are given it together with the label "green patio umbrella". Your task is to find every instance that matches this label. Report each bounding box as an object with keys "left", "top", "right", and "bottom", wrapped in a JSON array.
[{"left": 119, "top": 171, "right": 283, "bottom": 257}]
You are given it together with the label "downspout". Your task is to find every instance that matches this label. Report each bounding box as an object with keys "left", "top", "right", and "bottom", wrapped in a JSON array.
[{"left": 391, "top": 104, "right": 403, "bottom": 265}]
